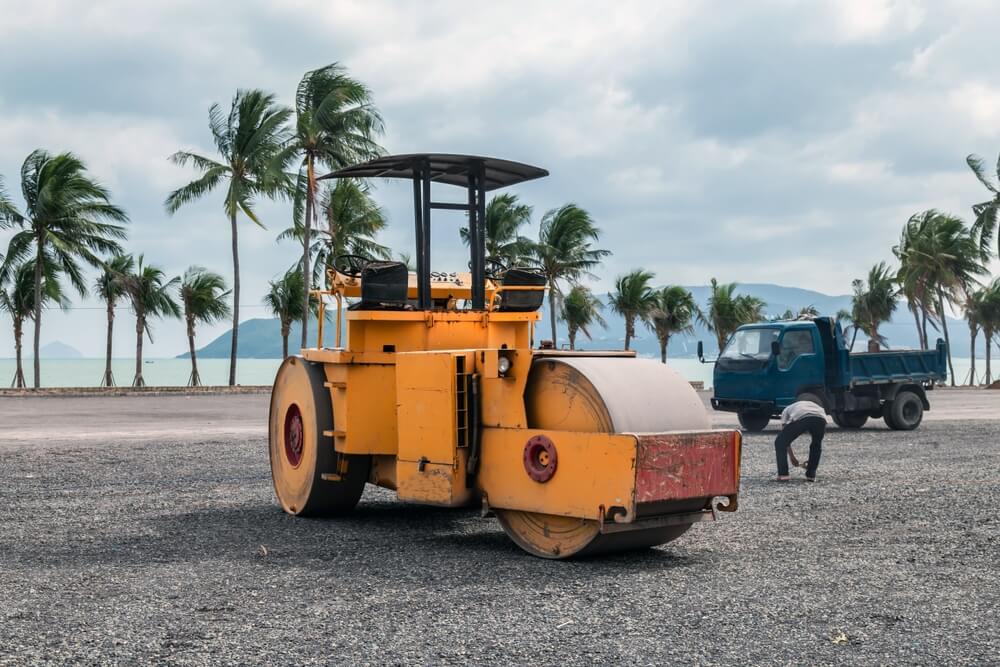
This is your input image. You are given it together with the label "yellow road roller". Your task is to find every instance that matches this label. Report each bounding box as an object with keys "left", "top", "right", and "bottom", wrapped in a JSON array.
[{"left": 269, "top": 153, "right": 741, "bottom": 558}]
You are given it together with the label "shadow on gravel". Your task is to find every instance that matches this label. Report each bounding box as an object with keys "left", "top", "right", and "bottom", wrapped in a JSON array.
[{"left": 9, "top": 497, "right": 703, "bottom": 575}]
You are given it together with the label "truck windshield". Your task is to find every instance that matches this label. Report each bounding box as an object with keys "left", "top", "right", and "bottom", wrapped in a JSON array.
[{"left": 721, "top": 328, "right": 779, "bottom": 360}]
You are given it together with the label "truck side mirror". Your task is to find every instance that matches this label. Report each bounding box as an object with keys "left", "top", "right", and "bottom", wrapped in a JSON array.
[
  {"left": 697, "top": 341, "right": 704, "bottom": 362},
  {"left": 771, "top": 340, "right": 780, "bottom": 357}
]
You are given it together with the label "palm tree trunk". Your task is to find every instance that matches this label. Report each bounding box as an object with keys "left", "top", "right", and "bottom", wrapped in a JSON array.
[
  {"left": 911, "top": 306, "right": 922, "bottom": 350},
  {"left": 986, "top": 328, "right": 993, "bottom": 385},
  {"left": 133, "top": 315, "right": 145, "bottom": 387},
  {"left": 32, "top": 239, "right": 43, "bottom": 389},
  {"left": 13, "top": 319, "right": 25, "bottom": 389},
  {"left": 970, "top": 328, "right": 977, "bottom": 386},
  {"left": 660, "top": 335, "right": 669, "bottom": 363},
  {"left": 300, "top": 156, "right": 314, "bottom": 349},
  {"left": 102, "top": 299, "right": 115, "bottom": 387},
  {"left": 187, "top": 317, "right": 200, "bottom": 387},
  {"left": 229, "top": 210, "right": 240, "bottom": 386},
  {"left": 547, "top": 283, "right": 558, "bottom": 346},
  {"left": 920, "top": 309, "right": 929, "bottom": 349},
  {"left": 624, "top": 316, "right": 633, "bottom": 351},
  {"left": 568, "top": 328, "right": 576, "bottom": 351},
  {"left": 282, "top": 322, "right": 290, "bottom": 359},
  {"left": 937, "top": 289, "right": 955, "bottom": 386}
]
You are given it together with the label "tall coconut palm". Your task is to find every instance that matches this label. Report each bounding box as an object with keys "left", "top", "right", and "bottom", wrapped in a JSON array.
[
  {"left": 460, "top": 193, "right": 534, "bottom": 266},
  {"left": 263, "top": 269, "right": 312, "bottom": 359},
  {"left": 280, "top": 64, "right": 384, "bottom": 347},
  {"left": 966, "top": 152, "right": 1000, "bottom": 256},
  {"left": 0, "top": 260, "right": 68, "bottom": 388},
  {"left": 559, "top": 285, "right": 606, "bottom": 350},
  {"left": 975, "top": 278, "right": 1000, "bottom": 384},
  {"left": 121, "top": 256, "right": 181, "bottom": 387},
  {"left": 1, "top": 150, "right": 128, "bottom": 388},
  {"left": 279, "top": 179, "right": 390, "bottom": 288},
  {"left": 180, "top": 267, "right": 231, "bottom": 387},
  {"left": 849, "top": 262, "right": 899, "bottom": 352},
  {"left": 166, "top": 89, "right": 292, "bottom": 386},
  {"left": 965, "top": 287, "right": 990, "bottom": 386},
  {"left": 530, "top": 204, "right": 610, "bottom": 347},
  {"left": 895, "top": 214, "right": 941, "bottom": 349},
  {"left": 648, "top": 285, "right": 699, "bottom": 363},
  {"left": 702, "top": 279, "right": 767, "bottom": 352},
  {"left": 608, "top": 269, "right": 657, "bottom": 352},
  {"left": 94, "top": 253, "right": 135, "bottom": 387},
  {"left": 893, "top": 211, "right": 988, "bottom": 384}
]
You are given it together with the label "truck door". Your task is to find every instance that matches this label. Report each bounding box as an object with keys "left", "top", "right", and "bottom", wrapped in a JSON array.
[{"left": 773, "top": 328, "right": 825, "bottom": 408}]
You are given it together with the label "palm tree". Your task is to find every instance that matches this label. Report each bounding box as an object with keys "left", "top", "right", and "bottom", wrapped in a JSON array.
[
  {"left": 166, "top": 89, "right": 292, "bottom": 386},
  {"left": 0, "top": 175, "right": 18, "bottom": 224},
  {"left": 0, "top": 260, "right": 68, "bottom": 388},
  {"left": 180, "top": 267, "right": 231, "bottom": 386},
  {"left": 1, "top": 150, "right": 128, "bottom": 388},
  {"left": 893, "top": 211, "right": 988, "bottom": 384},
  {"left": 559, "top": 285, "right": 606, "bottom": 350},
  {"left": 966, "top": 153, "right": 1000, "bottom": 256},
  {"left": 965, "top": 287, "right": 991, "bottom": 386},
  {"left": 94, "top": 253, "right": 135, "bottom": 386},
  {"left": 121, "top": 256, "right": 181, "bottom": 387},
  {"left": 460, "top": 193, "right": 534, "bottom": 266},
  {"left": 531, "top": 204, "right": 610, "bottom": 347},
  {"left": 263, "top": 269, "right": 311, "bottom": 359},
  {"left": 849, "top": 262, "right": 899, "bottom": 353},
  {"left": 607, "top": 270, "right": 657, "bottom": 351},
  {"left": 895, "top": 214, "right": 940, "bottom": 349},
  {"left": 279, "top": 179, "right": 390, "bottom": 289},
  {"left": 703, "top": 279, "right": 766, "bottom": 352},
  {"left": 974, "top": 278, "right": 1000, "bottom": 384},
  {"left": 281, "top": 64, "right": 384, "bottom": 347},
  {"left": 648, "top": 285, "right": 699, "bottom": 362}
]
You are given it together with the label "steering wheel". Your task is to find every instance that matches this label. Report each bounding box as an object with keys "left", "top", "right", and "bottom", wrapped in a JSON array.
[
  {"left": 333, "top": 254, "right": 373, "bottom": 278},
  {"left": 483, "top": 257, "right": 509, "bottom": 281}
]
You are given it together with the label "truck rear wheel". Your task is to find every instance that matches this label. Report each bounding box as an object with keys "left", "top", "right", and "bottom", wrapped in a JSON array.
[
  {"left": 737, "top": 410, "right": 770, "bottom": 432},
  {"left": 832, "top": 411, "right": 868, "bottom": 429},
  {"left": 884, "top": 391, "right": 923, "bottom": 431}
]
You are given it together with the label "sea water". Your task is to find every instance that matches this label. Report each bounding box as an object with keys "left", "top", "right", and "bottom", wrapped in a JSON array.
[{"left": 0, "top": 356, "right": 984, "bottom": 389}]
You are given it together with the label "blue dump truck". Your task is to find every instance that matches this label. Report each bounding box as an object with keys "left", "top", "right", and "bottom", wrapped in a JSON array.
[{"left": 703, "top": 316, "right": 948, "bottom": 432}]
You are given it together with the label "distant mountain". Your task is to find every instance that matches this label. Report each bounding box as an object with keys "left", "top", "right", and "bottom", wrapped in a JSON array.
[
  {"left": 181, "top": 284, "right": 973, "bottom": 359},
  {"left": 39, "top": 341, "right": 83, "bottom": 359},
  {"left": 177, "top": 318, "right": 319, "bottom": 359}
]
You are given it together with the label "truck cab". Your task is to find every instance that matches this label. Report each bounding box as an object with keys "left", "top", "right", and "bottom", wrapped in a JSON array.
[{"left": 709, "top": 317, "right": 947, "bottom": 432}]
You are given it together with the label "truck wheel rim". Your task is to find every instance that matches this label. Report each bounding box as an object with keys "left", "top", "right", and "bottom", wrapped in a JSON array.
[
  {"left": 902, "top": 399, "right": 919, "bottom": 423},
  {"left": 284, "top": 404, "right": 304, "bottom": 468}
]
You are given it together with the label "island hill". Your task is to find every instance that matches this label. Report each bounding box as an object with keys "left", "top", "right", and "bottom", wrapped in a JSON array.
[{"left": 178, "top": 283, "right": 971, "bottom": 359}]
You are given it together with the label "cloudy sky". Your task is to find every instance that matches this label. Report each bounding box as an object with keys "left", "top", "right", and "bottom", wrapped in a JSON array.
[{"left": 2, "top": 0, "right": 999, "bottom": 358}]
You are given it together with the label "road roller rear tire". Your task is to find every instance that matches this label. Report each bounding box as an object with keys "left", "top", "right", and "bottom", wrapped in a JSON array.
[
  {"left": 269, "top": 356, "right": 369, "bottom": 516},
  {"left": 497, "top": 357, "right": 710, "bottom": 559}
]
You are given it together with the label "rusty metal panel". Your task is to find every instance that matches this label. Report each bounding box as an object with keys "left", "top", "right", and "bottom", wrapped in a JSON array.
[{"left": 633, "top": 430, "right": 740, "bottom": 503}]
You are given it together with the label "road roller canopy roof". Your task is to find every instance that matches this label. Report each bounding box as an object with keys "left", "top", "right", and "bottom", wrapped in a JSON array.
[
  {"left": 318, "top": 153, "right": 549, "bottom": 190},
  {"left": 320, "top": 153, "right": 549, "bottom": 311}
]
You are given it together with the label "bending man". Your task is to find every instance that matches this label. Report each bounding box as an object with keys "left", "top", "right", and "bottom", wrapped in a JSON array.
[{"left": 775, "top": 400, "right": 827, "bottom": 482}]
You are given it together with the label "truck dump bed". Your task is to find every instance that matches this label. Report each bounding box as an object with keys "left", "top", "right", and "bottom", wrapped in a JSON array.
[{"left": 848, "top": 340, "right": 947, "bottom": 386}]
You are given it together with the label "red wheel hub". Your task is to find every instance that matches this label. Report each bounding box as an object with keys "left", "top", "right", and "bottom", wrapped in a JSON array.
[
  {"left": 523, "top": 435, "right": 557, "bottom": 483},
  {"left": 283, "top": 404, "right": 304, "bottom": 468}
]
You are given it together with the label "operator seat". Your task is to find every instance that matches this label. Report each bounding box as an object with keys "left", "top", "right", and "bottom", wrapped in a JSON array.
[
  {"left": 497, "top": 268, "right": 546, "bottom": 312},
  {"left": 352, "top": 261, "right": 409, "bottom": 310}
]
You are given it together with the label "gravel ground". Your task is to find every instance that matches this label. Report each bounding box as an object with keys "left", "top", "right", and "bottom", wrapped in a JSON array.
[{"left": 1, "top": 413, "right": 999, "bottom": 665}]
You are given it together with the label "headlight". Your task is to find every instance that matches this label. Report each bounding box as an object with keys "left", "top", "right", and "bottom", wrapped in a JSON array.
[{"left": 497, "top": 355, "right": 512, "bottom": 376}]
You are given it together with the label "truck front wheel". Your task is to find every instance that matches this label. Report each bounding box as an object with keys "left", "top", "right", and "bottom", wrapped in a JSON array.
[
  {"left": 833, "top": 411, "right": 868, "bottom": 429},
  {"left": 738, "top": 410, "right": 770, "bottom": 432},
  {"left": 884, "top": 391, "right": 924, "bottom": 431}
]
